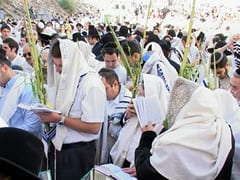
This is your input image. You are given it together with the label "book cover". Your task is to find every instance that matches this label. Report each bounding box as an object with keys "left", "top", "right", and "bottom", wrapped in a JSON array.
[{"left": 132, "top": 95, "right": 163, "bottom": 127}]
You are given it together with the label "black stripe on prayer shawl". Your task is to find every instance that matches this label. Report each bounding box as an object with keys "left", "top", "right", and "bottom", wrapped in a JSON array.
[
  {"left": 123, "top": 95, "right": 132, "bottom": 98},
  {"left": 119, "top": 100, "right": 131, "bottom": 104},
  {"left": 42, "top": 124, "right": 56, "bottom": 142},
  {"left": 157, "top": 64, "right": 170, "bottom": 92},
  {"left": 115, "top": 107, "right": 128, "bottom": 110}
]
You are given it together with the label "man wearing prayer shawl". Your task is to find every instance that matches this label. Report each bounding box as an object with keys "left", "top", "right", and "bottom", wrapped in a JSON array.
[
  {"left": 110, "top": 73, "right": 169, "bottom": 169},
  {"left": 37, "top": 39, "right": 106, "bottom": 180},
  {"left": 213, "top": 88, "right": 240, "bottom": 180},
  {"left": 135, "top": 77, "right": 234, "bottom": 180}
]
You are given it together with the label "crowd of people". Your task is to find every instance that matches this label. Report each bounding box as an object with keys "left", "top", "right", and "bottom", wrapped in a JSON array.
[{"left": 0, "top": 1, "right": 239, "bottom": 180}]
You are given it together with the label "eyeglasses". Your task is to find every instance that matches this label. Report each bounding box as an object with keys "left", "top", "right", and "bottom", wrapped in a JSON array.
[{"left": 23, "top": 52, "right": 31, "bottom": 58}]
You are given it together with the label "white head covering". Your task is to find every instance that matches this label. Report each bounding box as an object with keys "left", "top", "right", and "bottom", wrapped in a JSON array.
[
  {"left": 47, "top": 39, "right": 92, "bottom": 114},
  {"left": 110, "top": 73, "right": 169, "bottom": 167},
  {"left": 47, "top": 39, "right": 93, "bottom": 150},
  {"left": 76, "top": 41, "right": 104, "bottom": 72},
  {"left": 150, "top": 77, "right": 232, "bottom": 179},
  {"left": 213, "top": 89, "right": 240, "bottom": 179},
  {"left": 143, "top": 42, "right": 178, "bottom": 91}
]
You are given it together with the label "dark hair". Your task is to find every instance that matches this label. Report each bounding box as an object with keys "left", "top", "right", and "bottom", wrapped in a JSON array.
[
  {"left": 76, "top": 23, "right": 83, "bottom": 28},
  {"left": 3, "top": 38, "right": 19, "bottom": 53},
  {"left": 101, "top": 42, "right": 119, "bottom": 56},
  {"left": 50, "top": 40, "right": 61, "bottom": 58},
  {"left": 163, "top": 35, "right": 173, "bottom": 42},
  {"left": 0, "top": 53, "right": 11, "bottom": 67},
  {"left": 197, "top": 32, "right": 205, "bottom": 42},
  {"left": 0, "top": 46, "right": 6, "bottom": 56},
  {"left": 99, "top": 68, "right": 120, "bottom": 86},
  {"left": 144, "top": 34, "right": 160, "bottom": 49},
  {"left": 167, "top": 29, "right": 176, "bottom": 38},
  {"left": 159, "top": 40, "right": 171, "bottom": 58},
  {"left": 121, "top": 40, "right": 141, "bottom": 56},
  {"left": 177, "top": 31, "right": 183, "bottom": 39},
  {"left": 0, "top": 23, "right": 11, "bottom": 32},
  {"left": 210, "top": 52, "right": 228, "bottom": 69}
]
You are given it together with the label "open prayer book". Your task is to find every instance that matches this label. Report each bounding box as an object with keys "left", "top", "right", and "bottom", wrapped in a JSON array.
[
  {"left": 18, "top": 103, "right": 61, "bottom": 114},
  {"left": 132, "top": 95, "right": 163, "bottom": 128},
  {"left": 94, "top": 164, "right": 137, "bottom": 180}
]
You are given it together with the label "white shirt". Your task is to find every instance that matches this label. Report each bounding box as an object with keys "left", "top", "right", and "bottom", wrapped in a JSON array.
[
  {"left": 63, "top": 72, "right": 106, "bottom": 144},
  {"left": 113, "top": 65, "right": 128, "bottom": 85}
]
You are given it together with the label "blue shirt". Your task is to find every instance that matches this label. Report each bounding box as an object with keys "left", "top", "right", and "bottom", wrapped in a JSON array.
[{"left": 0, "top": 74, "right": 43, "bottom": 138}]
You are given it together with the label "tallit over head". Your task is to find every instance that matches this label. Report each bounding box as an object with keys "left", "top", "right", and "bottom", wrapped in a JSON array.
[
  {"left": 143, "top": 42, "right": 178, "bottom": 90},
  {"left": 150, "top": 77, "right": 232, "bottom": 179},
  {"left": 47, "top": 39, "right": 94, "bottom": 150},
  {"left": 110, "top": 73, "right": 169, "bottom": 167},
  {"left": 47, "top": 39, "right": 92, "bottom": 114},
  {"left": 213, "top": 89, "right": 240, "bottom": 179}
]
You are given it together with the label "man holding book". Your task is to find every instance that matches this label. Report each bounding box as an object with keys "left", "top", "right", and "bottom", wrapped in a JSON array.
[{"left": 37, "top": 39, "right": 106, "bottom": 180}]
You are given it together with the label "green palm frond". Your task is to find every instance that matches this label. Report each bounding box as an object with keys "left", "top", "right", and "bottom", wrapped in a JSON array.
[
  {"left": 24, "top": 0, "right": 49, "bottom": 131},
  {"left": 179, "top": 0, "right": 196, "bottom": 78},
  {"left": 105, "top": 0, "right": 152, "bottom": 98}
]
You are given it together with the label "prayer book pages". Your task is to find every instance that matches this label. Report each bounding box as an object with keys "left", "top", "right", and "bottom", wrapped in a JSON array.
[
  {"left": 18, "top": 103, "right": 61, "bottom": 114},
  {"left": 133, "top": 95, "right": 163, "bottom": 127},
  {"left": 94, "top": 164, "right": 137, "bottom": 180}
]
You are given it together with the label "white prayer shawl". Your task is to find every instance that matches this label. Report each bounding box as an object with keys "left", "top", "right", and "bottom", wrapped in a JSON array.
[
  {"left": 47, "top": 39, "right": 93, "bottom": 150},
  {"left": 213, "top": 89, "right": 240, "bottom": 180},
  {"left": 150, "top": 78, "right": 232, "bottom": 180},
  {"left": 176, "top": 41, "right": 200, "bottom": 64},
  {"left": 110, "top": 73, "right": 169, "bottom": 167},
  {"left": 76, "top": 41, "right": 104, "bottom": 72},
  {"left": 143, "top": 42, "right": 178, "bottom": 91},
  {"left": 0, "top": 75, "right": 25, "bottom": 123}
]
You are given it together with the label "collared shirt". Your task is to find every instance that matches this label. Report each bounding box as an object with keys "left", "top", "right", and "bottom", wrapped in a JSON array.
[
  {"left": 113, "top": 65, "right": 128, "bottom": 85},
  {"left": 62, "top": 72, "right": 107, "bottom": 144},
  {"left": 0, "top": 74, "right": 42, "bottom": 138}
]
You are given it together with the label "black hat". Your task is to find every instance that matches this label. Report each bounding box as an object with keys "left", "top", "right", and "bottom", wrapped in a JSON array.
[
  {"left": 100, "top": 32, "right": 114, "bottom": 45},
  {"left": 0, "top": 127, "right": 44, "bottom": 179},
  {"left": 118, "top": 25, "right": 131, "bottom": 37},
  {"left": 214, "top": 41, "right": 232, "bottom": 56},
  {"left": 72, "top": 32, "right": 86, "bottom": 42},
  {"left": 214, "top": 33, "right": 227, "bottom": 42},
  {"left": 39, "top": 33, "right": 51, "bottom": 44}
]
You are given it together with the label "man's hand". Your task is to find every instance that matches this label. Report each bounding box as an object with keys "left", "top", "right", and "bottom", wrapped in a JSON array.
[
  {"left": 125, "top": 102, "right": 136, "bottom": 120},
  {"left": 122, "top": 166, "right": 137, "bottom": 177},
  {"left": 36, "top": 112, "right": 61, "bottom": 123}
]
